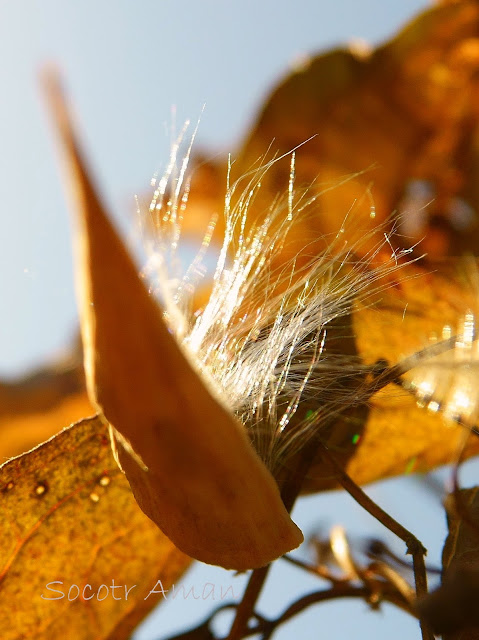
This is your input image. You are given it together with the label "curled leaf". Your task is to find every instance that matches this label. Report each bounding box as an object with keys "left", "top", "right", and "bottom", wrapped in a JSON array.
[{"left": 44, "top": 72, "right": 302, "bottom": 571}]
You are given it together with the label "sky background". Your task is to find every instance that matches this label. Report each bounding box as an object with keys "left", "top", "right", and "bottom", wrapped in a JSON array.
[{"left": 3, "top": 2, "right": 477, "bottom": 639}]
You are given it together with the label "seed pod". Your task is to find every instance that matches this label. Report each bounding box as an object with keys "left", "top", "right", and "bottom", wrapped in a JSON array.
[{"left": 43, "top": 71, "right": 303, "bottom": 571}]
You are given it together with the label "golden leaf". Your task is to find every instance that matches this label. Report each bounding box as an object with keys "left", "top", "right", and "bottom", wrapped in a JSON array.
[
  {"left": 346, "top": 269, "right": 479, "bottom": 486},
  {"left": 0, "top": 415, "right": 191, "bottom": 640},
  {"left": 231, "top": 0, "right": 479, "bottom": 260},
  {"left": 44, "top": 72, "right": 302, "bottom": 571},
  {"left": 0, "top": 344, "right": 92, "bottom": 461}
]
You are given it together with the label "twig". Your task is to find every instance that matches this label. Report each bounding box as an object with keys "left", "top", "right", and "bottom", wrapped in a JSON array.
[
  {"left": 226, "top": 421, "right": 329, "bottom": 640},
  {"left": 282, "top": 553, "right": 346, "bottom": 584},
  {"left": 226, "top": 565, "right": 270, "bottom": 640},
  {"left": 366, "top": 538, "right": 441, "bottom": 575},
  {"left": 367, "top": 560, "right": 415, "bottom": 603},
  {"left": 367, "top": 335, "right": 458, "bottom": 396},
  {"left": 240, "top": 583, "right": 416, "bottom": 640},
  {"left": 318, "top": 443, "right": 434, "bottom": 640}
]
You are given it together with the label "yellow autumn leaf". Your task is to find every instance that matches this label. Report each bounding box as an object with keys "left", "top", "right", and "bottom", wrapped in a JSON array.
[
  {"left": 45, "top": 71, "right": 303, "bottom": 571},
  {"left": 0, "top": 415, "right": 191, "bottom": 640},
  {"left": 232, "top": 0, "right": 479, "bottom": 260},
  {"left": 0, "top": 343, "right": 93, "bottom": 462}
]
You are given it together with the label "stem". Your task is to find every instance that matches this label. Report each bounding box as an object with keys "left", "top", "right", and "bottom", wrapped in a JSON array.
[
  {"left": 368, "top": 335, "right": 457, "bottom": 396},
  {"left": 319, "top": 444, "right": 435, "bottom": 640},
  {"left": 262, "top": 585, "right": 415, "bottom": 638},
  {"left": 240, "top": 584, "right": 416, "bottom": 640},
  {"left": 226, "top": 565, "right": 270, "bottom": 640},
  {"left": 448, "top": 427, "right": 479, "bottom": 548},
  {"left": 227, "top": 427, "right": 324, "bottom": 640}
]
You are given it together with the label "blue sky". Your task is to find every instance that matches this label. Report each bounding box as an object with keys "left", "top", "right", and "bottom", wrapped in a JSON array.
[
  {"left": 4, "top": 2, "right": 469, "bottom": 640},
  {"left": 0, "top": 0, "right": 427, "bottom": 376}
]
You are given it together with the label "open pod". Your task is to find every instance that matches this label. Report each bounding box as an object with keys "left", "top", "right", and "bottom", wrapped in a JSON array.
[{"left": 43, "top": 72, "right": 303, "bottom": 571}]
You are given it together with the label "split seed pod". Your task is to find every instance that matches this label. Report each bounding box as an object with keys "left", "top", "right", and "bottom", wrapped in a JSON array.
[{"left": 44, "top": 73, "right": 303, "bottom": 571}]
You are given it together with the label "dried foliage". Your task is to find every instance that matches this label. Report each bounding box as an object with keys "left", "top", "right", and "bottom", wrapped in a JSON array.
[
  {"left": 417, "top": 488, "right": 479, "bottom": 638},
  {"left": 0, "top": 342, "right": 93, "bottom": 462},
  {"left": 0, "top": 416, "right": 190, "bottom": 640},
  {"left": 2, "top": 2, "right": 479, "bottom": 639}
]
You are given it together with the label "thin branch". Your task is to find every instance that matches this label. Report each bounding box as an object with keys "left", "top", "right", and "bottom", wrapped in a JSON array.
[
  {"left": 281, "top": 554, "right": 346, "bottom": 584},
  {"left": 240, "top": 583, "right": 416, "bottom": 640},
  {"left": 226, "top": 565, "right": 270, "bottom": 640},
  {"left": 226, "top": 428, "right": 324, "bottom": 640},
  {"left": 318, "top": 444, "right": 425, "bottom": 558},
  {"left": 367, "top": 560, "right": 415, "bottom": 603},
  {"left": 366, "top": 538, "right": 441, "bottom": 575},
  {"left": 318, "top": 443, "right": 435, "bottom": 640},
  {"left": 367, "top": 335, "right": 458, "bottom": 396}
]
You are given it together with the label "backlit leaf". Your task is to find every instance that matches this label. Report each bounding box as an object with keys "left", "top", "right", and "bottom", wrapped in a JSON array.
[
  {"left": 233, "top": 0, "right": 479, "bottom": 260},
  {"left": 0, "top": 344, "right": 92, "bottom": 462},
  {"left": 0, "top": 415, "right": 191, "bottom": 640}
]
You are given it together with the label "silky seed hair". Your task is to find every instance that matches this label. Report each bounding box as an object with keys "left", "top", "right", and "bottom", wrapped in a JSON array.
[{"left": 137, "top": 125, "right": 478, "bottom": 472}]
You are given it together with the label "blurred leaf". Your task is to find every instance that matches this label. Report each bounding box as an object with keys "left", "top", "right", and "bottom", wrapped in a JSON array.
[
  {"left": 0, "top": 415, "right": 191, "bottom": 640},
  {"left": 0, "top": 343, "right": 92, "bottom": 462},
  {"left": 342, "top": 265, "right": 479, "bottom": 487},
  {"left": 443, "top": 487, "right": 479, "bottom": 576},
  {"left": 416, "top": 488, "right": 479, "bottom": 638},
  {"left": 232, "top": 0, "right": 479, "bottom": 260}
]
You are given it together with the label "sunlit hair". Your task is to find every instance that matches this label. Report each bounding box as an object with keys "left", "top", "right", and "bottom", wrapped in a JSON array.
[{"left": 137, "top": 124, "right": 477, "bottom": 474}]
